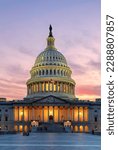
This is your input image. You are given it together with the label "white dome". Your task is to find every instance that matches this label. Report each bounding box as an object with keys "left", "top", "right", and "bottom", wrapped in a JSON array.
[{"left": 35, "top": 49, "right": 67, "bottom": 67}]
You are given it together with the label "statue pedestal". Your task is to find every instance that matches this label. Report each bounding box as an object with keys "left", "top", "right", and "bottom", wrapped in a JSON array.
[{"left": 31, "top": 126, "right": 37, "bottom": 132}]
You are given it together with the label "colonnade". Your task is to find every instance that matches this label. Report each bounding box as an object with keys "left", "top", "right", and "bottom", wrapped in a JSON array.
[
  {"left": 27, "top": 82, "right": 75, "bottom": 95},
  {"left": 14, "top": 106, "right": 88, "bottom": 123}
]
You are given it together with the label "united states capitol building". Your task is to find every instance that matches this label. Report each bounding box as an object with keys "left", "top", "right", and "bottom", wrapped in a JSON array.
[{"left": 0, "top": 26, "right": 101, "bottom": 133}]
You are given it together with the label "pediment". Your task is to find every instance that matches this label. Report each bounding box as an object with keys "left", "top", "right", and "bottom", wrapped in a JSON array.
[{"left": 32, "top": 95, "right": 69, "bottom": 104}]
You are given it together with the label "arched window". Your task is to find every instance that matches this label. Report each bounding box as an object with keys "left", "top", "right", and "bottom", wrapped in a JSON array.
[
  {"left": 50, "top": 70, "right": 52, "bottom": 75},
  {"left": 61, "top": 70, "right": 63, "bottom": 76},
  {"left": 54, "top": 70, "right": 56, "bottom": 75},
  {"left": 46, "top": 70, "right": 48, "bottom": 75},
  {"left": 85, "top": 125, "right": 89, "bottom": 132},
  {"left": 79, "top": 125, "right": 83, "bottom": 132},
  {"left": 57, "top": 70, "right": 59, "bottom": 75},
  {"left": 42, "top": 70, "right": 44, "bottom": 75},
  {"left": 39, "top": 70, "right": 41, "bottom": 75}
]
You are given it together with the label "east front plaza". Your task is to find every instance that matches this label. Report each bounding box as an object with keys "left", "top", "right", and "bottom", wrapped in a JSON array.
[{"left": 0, "top": 133, "right": 101, "bottom": 150}]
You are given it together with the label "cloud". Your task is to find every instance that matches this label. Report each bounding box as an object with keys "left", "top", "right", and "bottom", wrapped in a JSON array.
[
  {"left": 88, "top": 60, "right": 101, "bottom": 70},
  {"left": 75, "top": 84, "right": 101, "bottom": 96},
  {"left": 18, "top": 46, "right": 37, "bottom": 57}
]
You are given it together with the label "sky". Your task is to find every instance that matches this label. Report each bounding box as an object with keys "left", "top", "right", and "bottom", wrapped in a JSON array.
[{"left": 0, "top": 0, "right": 101, "bottom": 101}]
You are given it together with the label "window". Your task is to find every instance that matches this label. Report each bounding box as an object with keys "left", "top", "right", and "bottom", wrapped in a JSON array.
[
  {"left": 54, "top": 70, "right": 56, "bottom": 75},
  {"left": 46, "top": 83, "right": 48, "bottom": 92},
  {"left": 50, "top": 70, "right": 52, "bottom": 75},
  {"left": 5, "top": 116, "right": 8, "bottom": 121},
  {"left": 54, "top": 83, "right": 56, "bottom": 92},
  {"left": 57, "top": 70, "right": 59, "bottom": 74},
  {"left": 42, "top": 70, "right": 44, "bottom": 75},
  {"left": 42, "top": 83, "right": 44, "bottom": 92},
  {"left": 50, "top": 83, "right": 53, "bottom": 92},
  {"left": 39, "top": 70, "right": 41, "bottom": 75},
  {"left": 46, "top": 70, "right": 48, "bottom": 75},
  {"left": 94, "top": 116, "right": 97, "bottom": 122}
]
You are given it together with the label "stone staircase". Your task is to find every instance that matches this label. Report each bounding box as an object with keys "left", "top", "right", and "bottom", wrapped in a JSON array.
[{"left": 32, "top": 122, "right": 65, "bottom": 133}]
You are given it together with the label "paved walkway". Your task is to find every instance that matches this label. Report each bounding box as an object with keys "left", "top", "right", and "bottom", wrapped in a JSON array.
[{"left": 0, "top": 133, "right": 101, "bottom": 150}]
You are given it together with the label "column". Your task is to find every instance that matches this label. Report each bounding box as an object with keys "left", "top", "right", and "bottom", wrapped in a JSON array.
[
  {"left": 72, "top": 107, "right": 74, "bottom": 121},
  {"left": 38, "top": 82, "right": 40, "bottom": 92},
  {"left": 83, "top": 107, "right": 85, "bottom": 122},
  {"left": 48, "top": 106, "right": 49, "bottom": 122},
  {"left": 23, "top": 107, "right": 24, "bottom": 121},
  {"left": 18, "top": 107, "right": 19, "bottom": 121},
  {"left": 42, "top": 106, "right": 44, "bottom": 122},
  {"left": 56, "top": 82, "right": 58, "bottom": 92},
  {"left": 88, "top": 107, "right": 91, "bottom": 122},
  {"left": 27, "top": 107, "right": 29, "bottom": 121},
  {"left": 53, "top": 106, "right": 54, "bottom": 122},
  {"left": 44, "top": 82, "right": 46, "bottom": 92},
  {"left": 32, "top": 107, "right": 34, "bottom": 121},
  {"left": 78, "top": 107, "right": 79, "bottom": 121},
  {"left": 52, "top": 82, "right": 54, "bottom": 92},
  {"left": 48, "top": 81, "right": 50, "bottom": 92},
  {"left": 68, "top": 107, "right": 70, "bottom": 120},
  {"left": 58, "top": 107, "right": 60, "bottom": 122}
]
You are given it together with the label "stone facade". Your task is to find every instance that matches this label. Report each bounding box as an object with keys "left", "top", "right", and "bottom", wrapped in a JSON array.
[{"left": 0, "top": 26, "right": 101, "bottom": 133}]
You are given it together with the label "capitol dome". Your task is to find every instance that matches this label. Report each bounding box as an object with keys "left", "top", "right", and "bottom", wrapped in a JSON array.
[{"left": 26, "top": 25, "right": 75, "bottom": 99}]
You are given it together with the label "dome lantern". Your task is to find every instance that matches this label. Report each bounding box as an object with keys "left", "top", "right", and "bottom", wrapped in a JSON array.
[{"left": 46, "top": 25, "right": 56, "bottom": 50}]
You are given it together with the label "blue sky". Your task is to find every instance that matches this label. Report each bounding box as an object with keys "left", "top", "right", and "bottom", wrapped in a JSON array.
[{"left": 0, "top": 0, "right": 101, "bottom": 100}]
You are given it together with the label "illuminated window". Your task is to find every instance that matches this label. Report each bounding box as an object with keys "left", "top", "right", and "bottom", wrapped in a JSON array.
[
  {"left": 85, "top": 125, "right": 89, "bottom": 132},
  {"left": 74, "top": 107, "right": 78, "bottom": 122},
  {"left": 19, "top": 125, "right": 23, "bottom": 132},
  {"left": 66, "top": 85, "right": 68, "bottom": 93},
  {"left": 64, "top": 84, "right": 66, "bottom": 93},
  {"left": 84, "top": 107, "right": 88, "bottom": 121},
  {"left": 42, "top": 83, "right": 44, "bottom": 92},
  {"left": 44, "top": 106, "right": 48, "bottom": 122},
  {"left": 50, "top": 83, "right": 53, "bottom": 92},
  {"left": 58, "top": 83, "right": 60, "bottom": 92},
  {"left": 74, "top": 125, "right": 78, "bottom": 132},
  {"left": 79, "top": 125, "right": 83, "bottom": 132},
  {"left": 79, "top": 107, "right": 83, "bottom": 122},
  {"left": 54, "top": 83, "right": 56, "bottom": 92},
  {"left": 36, "top": 84, "right": 38, "bottom": 92},
  {"left": 54, "top": 107, "right": 58, "bottom": 123},
  {"left": 46, "top": 82, "right": 48, "bottom": 92},
  {"left": 14, "top": 125, "right": 18, "bottom": 132}
]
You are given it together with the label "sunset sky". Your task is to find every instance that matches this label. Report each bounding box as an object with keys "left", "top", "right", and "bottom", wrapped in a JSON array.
[{"left": 0, "top": 0, "right": 100, "bottom": 101}]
